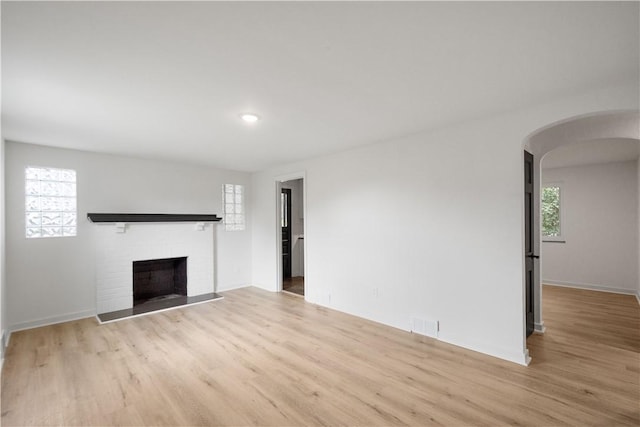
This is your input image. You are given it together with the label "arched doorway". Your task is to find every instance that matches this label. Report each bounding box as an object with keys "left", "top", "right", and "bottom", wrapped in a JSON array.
[{"left": 524, "top": 111, "right": 640, "bottom": 338}]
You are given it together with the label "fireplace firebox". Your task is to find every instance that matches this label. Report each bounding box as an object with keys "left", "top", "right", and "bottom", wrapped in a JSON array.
[{"left": 133, "top": 257, "right": 187, "bottom": 306}]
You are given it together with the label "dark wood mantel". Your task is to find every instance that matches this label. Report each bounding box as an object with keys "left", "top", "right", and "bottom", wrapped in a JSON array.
[{"left": 87, "top": 213, "right": 222, "bottom": 223}]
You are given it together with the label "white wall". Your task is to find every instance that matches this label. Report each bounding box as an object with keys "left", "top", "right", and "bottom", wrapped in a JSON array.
[
  {"left": 541, "top": 160, "right": 638, "bottom": 293},
  {"left": 5, "top": 142, "right": 252, "bottom": 331},
  {"left": 282, "top": 179, "right": 304, "bottom": 277},
  {"left": 251, "top": 81, "right": 639, "bottom": 365}
]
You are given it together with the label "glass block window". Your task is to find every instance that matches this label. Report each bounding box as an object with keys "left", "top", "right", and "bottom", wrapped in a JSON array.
[
  {"left": 25, "top": 166, "right": 77, "bottom": 238},
  {"left": 542, "top": 185, "right": 561, "bottom": 238},
  {"left": 222, "top": 184, "right": 245, "bottom": 231}
]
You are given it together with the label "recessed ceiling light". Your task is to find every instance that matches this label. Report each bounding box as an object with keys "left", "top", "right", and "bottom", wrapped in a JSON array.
[{"left": 240, "top": 113, "right": 260, "bottom": 123}]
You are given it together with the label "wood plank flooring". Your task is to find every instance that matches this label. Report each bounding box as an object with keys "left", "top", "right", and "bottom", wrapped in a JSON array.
[
  {"left": 283, "top": 276, "right": 305, "bottom": 297},
  {"left": 1, "top": 285, "right": 638, "bottom": 426}
]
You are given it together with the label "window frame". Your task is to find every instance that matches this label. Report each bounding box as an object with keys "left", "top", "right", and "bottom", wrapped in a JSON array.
[
  {"left": 541, "top": 182, "right": 565, "bottom": 243},
  {"left": 25, "top": 166, "right": 78, "bottom": 239},
  {"left": 222, "top": 184, "right": 245, "bottom": 231}
]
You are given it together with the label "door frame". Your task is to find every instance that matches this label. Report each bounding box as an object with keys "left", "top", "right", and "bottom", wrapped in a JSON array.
[{"left": 274, "top": 171, "right": 307, "bottom": 295}]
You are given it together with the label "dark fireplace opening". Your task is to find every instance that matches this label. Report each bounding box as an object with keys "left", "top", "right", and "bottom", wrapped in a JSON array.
[{"left": 133, "top": 257, "right": 187, "bottom": 306}]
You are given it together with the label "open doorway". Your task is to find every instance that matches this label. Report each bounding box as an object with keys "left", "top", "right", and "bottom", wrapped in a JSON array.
[
  {"left": 281, "top": 178, "right": 305, "bottom": 296},
  {"left": 524, "top": 111, "right": 639, "bottom": 351},
  {"left": 539, "top": 139, "right": 639, "bottom": 294}
]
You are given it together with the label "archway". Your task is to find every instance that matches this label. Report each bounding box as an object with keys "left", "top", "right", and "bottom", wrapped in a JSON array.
[{"left": 524, "top": 111, "right": 640, "bottom": 337}]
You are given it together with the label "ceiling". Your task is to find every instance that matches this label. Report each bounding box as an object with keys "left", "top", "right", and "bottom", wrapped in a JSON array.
[{"left": 2, "top": 2, "right": 639, "bottom": 172}]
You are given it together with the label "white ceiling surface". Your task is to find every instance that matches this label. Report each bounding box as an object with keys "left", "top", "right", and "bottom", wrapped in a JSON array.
[
  {"left": 2, "top": 2, "right": 639, "bottom": 172},
  {"left": 542, "top": 138, "right": 640, "bottom": 170}
]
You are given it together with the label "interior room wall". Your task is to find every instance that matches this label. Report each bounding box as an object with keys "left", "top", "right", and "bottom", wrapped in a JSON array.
[
  {"left": 282, "top": 179, "right": 304, "bottom": 277},
  {"left": 5, "top": 142, "right": 252, "bottom": 332},
  {"left": 541, "top": 160, "right": 638, "bottom": 293},
  {"left": 251, "top": 81, "right": 639, "bottom": 365}
]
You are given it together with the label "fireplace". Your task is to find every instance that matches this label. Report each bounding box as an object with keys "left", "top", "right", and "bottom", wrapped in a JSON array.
[
  {"left": 133, "top": 257, "right": 187, "bottom": 306},
  {"left": 92, "top": 220, "right": 217, "bottom": 315}
]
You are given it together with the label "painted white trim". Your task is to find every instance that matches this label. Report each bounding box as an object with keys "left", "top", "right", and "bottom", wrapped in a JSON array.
[
  {"left": 636, "top": 292, "right": 640, "bottom": 305},
  {"left": 437, "top": 336, "right": 531, "bottom": 366},
  {"left": 251, "top": 282, "right": 278, "bottom": 293},
  {"left": 534, "top": 321, "right": 546, "bottom": 334},
  {"left": 96, "top": 297, "right": 223, "bottom": 325},
  {"left": 310, "top": 292, "right": 533, "bottom": 366},
  {"left": 216, "top": 283, "right": 251, "bottom": 292},
  {"left": 0, "top": 330, "right": 7, "bottom": 376},
  {"left": 275, "top": 180, "right": 283, "bottom": 292},
  {"left": 10, "top": 309, "right": 95, "bottom": 333},
  {"left": 274, "top": 171, "right": 307, "bottom": 299},
  {"left": 543, "top": 280, "right": 637, "bottom": 296},
  {"left": 282, "top": 289, "right": 304, "bottom": 298}
]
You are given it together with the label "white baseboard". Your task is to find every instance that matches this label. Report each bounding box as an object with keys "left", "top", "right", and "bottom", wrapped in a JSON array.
[
  {"left": 437, "top": 335, "right": 531, "bottom": 366},
  {"left": 636, "top": 292, "right": 640, "bottom": 306},
  {"left": 250, "top": 282, "right": 278, "bottom": 293},
  {"left": 217, "top": 283, "right": 251, "bottom": 292},
  {"left": 534, "top": 321, "right": 546, "bottom": 334},
  {"left": 10, "top": 309, "right": 96, "bottom": 333},
  {"left": 1, "top": 329, "right": 8, "bottom": 351},
  {"left": 1, "top": 330, "right": 11, "bottom": 376},
  {"left": 542, "top": 280, "right": 637, "bottom": 296}
]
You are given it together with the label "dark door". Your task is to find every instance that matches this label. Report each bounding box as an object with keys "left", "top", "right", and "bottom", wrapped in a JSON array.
[
  {"left": 281, "top": 188, "right": 292, "bottom": 279},
  {"left": 524, "top": 150, "right": 536, "bottom": 337}
]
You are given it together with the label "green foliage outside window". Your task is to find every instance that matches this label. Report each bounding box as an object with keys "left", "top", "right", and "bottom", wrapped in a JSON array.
[{"left": 542, "top": 186, "right": 561, "bottom": 236}]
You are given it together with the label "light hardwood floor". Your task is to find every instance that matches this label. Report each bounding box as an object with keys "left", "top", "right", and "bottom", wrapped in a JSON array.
[
  {"left": 1, "top": 285, "right": 638, "bottom": 426},
  {"left": 283, "top": 276, "right": 305, "bottom": 297}
]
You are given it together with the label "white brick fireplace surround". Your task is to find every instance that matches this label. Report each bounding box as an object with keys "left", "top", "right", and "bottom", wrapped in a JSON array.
[{"left": 93, "top": 222, "right": 215, "bottom": 314}]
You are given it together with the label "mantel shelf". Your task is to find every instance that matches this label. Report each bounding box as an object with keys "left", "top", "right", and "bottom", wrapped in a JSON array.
[{"left": 87, "top": 213, "right": 222, "bottom": 223}]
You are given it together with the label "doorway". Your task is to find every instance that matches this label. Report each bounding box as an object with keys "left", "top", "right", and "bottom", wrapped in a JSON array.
[
  {"left": 280, "top": 178, "right": 305, "bottom": 296},
  {"left": 524, "top": 111, "right": 639, "bottom": 347}
]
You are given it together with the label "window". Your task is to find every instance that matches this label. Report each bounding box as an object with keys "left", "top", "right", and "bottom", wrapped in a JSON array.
[
  {"left": 542, "top": 184, "right": 563, "bottom": 241},
  {"left": 222, "top": 184, "right": 245, "bottom": 231},
  {"left": 25, "top": 166, "right": 77, "bottom": 238}
]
